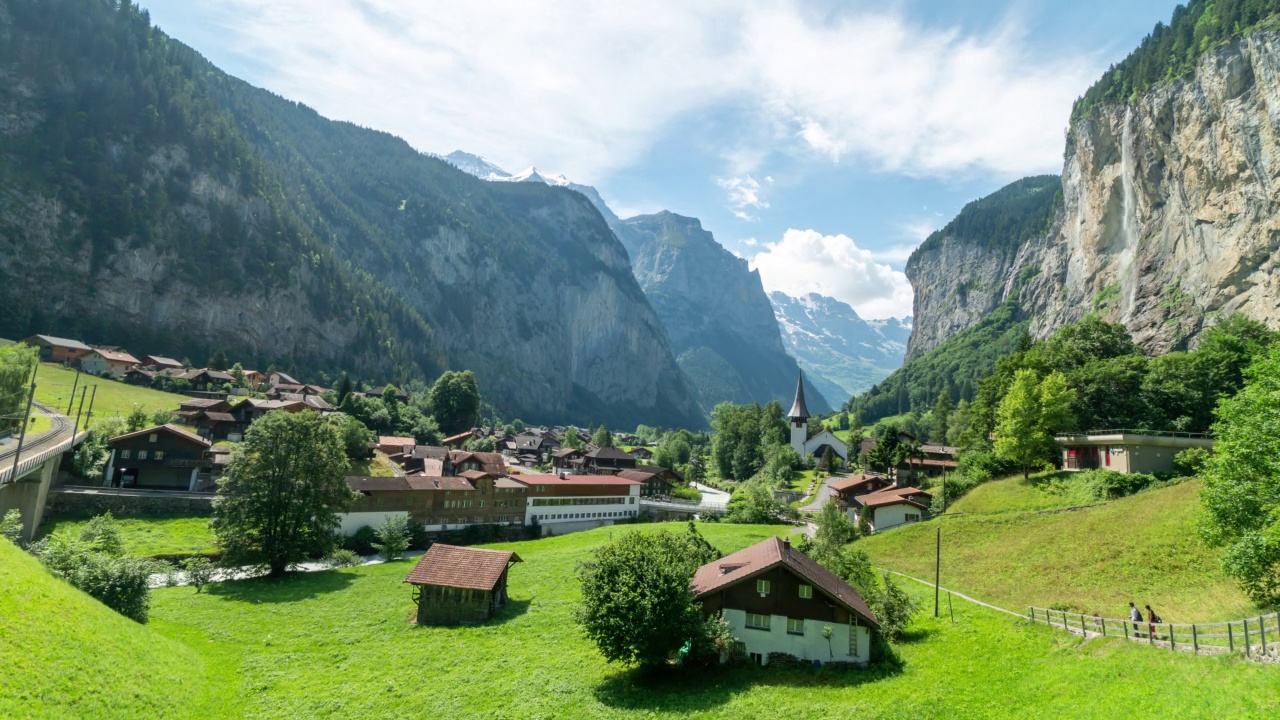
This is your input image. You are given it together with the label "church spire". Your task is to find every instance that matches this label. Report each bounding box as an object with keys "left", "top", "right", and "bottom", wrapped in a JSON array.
[{"left": 787, "top": 371, "right": 810, "bottom": 420}]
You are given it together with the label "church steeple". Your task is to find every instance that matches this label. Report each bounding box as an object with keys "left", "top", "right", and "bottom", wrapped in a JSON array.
[{"left": 787, "top": 371, "right": 810, "bottom": 421}]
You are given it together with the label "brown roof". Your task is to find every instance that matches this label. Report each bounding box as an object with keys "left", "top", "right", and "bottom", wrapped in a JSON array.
[
  {"left": 690, "top": 537, "right": 877, "bottom": 628},
  {"left": 88, "top": 348, "right": 140, "bottom": 364},
  {"left": 405, "top": 476, "right": 475, "bottom": 491},
  {"left": 494, "top": 477, "right": 526, "bottom": 490},
  {"left": 180, "top": 398, "right": 226, "bottom": 409},
  {"left": 615, "top": 468, "right": 677, "bottom": 483},
  {"left": 442, "top": 430, "right": 475, "bottom": 445},
  {"left": 584, "top": 446, "right": 634, "bottom": 460},
  {"left": 449, "top": 450, "right": 506, "bottom": 475},
  {"left": 509, "top": 474, "right": 643, "bottom": 487},
  {"left": 346, "top": 476, "right": 412, "bottom": 492},
  {"left": 460, "top": 469, "right": 493, "bottom": 480},
  {"left": 108, "top": 423, "right": 212, "bottom": 448},
  {"left": 404, "top": 544, "right": 521, "bottom": 590},
  {"left": 920, "top": 444, "right": 959, "bottom": 456},
  {"left": 552, "top": 448, "right": 582, "bottom": 458},
  {"left": 201, "top": 411, "right": 236, "bottom": 423},
  {"left": 854, "top": 487, "right": 932, "bottom": 509},
  {"left": 144, "top": 356, "right": 183, "bottom": 368},
  {"left": 378, "top": 436, "right": 416, "bottom": 447},
  {"left": 828, "top": 474, "right": 889, "bottom": 493}
]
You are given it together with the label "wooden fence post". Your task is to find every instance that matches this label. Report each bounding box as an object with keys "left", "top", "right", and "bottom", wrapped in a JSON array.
[
  {"left": 1149, "top": 622, "right": 1154, "bottom": 645},
  {"left": 1168, "top": 623, "right": 1175, "bottom": 651},
  {"left": 1244, "top": 618, "right": 1251, "bottom": 657},
  {"left": 1029, "top": 607, "right": 1035, "bottom": 623},
  {"left": 1081, "top": 614, "right": 1087, "bottom": 636},
  {"left": 1192, "top": 624, "right": 1198, "bottom": 653},
  {"left": 1124, "top": 620, "right": 1129, "bottom": 639},
  {"left": 1101, "top": 617, "right": 1106, "bottom": 637},
  {"left": 1260, "top": 616, "right": 1267, "bottom": 656},
  {"left": 1228, "top": 622, "right": 1234, "bottom": 653}
]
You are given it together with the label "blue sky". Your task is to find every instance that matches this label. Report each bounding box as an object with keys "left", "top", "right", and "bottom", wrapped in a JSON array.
[{"left": 140, "top": 0, "right": 1176, "bottom": 318}]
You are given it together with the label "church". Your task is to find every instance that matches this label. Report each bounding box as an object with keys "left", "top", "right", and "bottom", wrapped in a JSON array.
[{"left": 788, "top": 372, "right": 849, "bottom": 466}]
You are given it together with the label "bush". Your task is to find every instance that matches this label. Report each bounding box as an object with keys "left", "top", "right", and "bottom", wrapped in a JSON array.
[
  {"left": 372, "top": 515, "right": 411, "bottom": 561},
  {"left": 1174, "top": 447, "right": 1210, "bottom": 477},
  {"left": 326, "top": 549, "right": 362, "bottom": 568},
  {"left": 670, "top": 485, "right": 702, "bottom": 503},
  {"left": 181, "top": 556, "right": 216, "bottom": 592},
  {"left": 342, "top": 525, "right": 378, "bottom": 556},
  {"left": 0, "top": 509, "right": 23, "bottom": 546},
  {"left": 78, "top": 512, "right": 125, "bottom": 556},
  {"left": 868, "top": 572, "right": 920, "bottom": 642},
  {"left": 33, "top": 533, "right": 154, "bottom": 622}
]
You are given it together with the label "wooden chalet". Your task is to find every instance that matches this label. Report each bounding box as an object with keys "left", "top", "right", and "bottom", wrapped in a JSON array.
[
  {"left": 405, "top": 544, "right": 521, "bottom": 625},
  {"left": 141, "top": 355, "right": 184, "bottom": 371},
  {"left": 104, "top": 424, "right": 215, "bottom": 491},
  {"left": 582, "top": 446, "right": 637, "bottom": 474},
  {"left": 848, "top": 486, "right": 932, "bottom": 532},
  {"left": 616, "top": 466, "right": 683, "bottom": 497},
  {"left": 22, "top": 335, "right": 91, "bottom": 363}
]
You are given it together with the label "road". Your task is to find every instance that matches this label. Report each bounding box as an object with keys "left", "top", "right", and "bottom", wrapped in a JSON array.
[
  {"left": 798, "top": 474, "right": 845, "bottom": 513},
  {"left": 691, "top": 481, "right": 731, "bottom": 510}
]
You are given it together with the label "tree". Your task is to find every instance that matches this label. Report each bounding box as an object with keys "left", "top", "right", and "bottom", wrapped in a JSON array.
[
  {"left": 808, "top": 500, "right": 860, "bottom": 567},
  {"left": 932, "top": 391, "right": 954, "bottom": 444},
  {"left": 575, "top": 525, "right": 719, "bottom": 666},
  {"left": 229, "top": 362, "right": 246, "bottom": 388},
  {"left": 150, "top": 409, "right": 177, "bottom": 426},
  {"left": 427, "top": 370, "right": 481, "bottom": 435},
  {"left": 1200, "top": 344, "right": 1280, "bottom": 603},
  {"left": 335, "top": 373, "right": 352, "bottom": 405},
  {"left": 78, "top": 512, "right": 125, "bottom": 556},
  {"left": 181, "top": 557, "right": 215, "bottom": 593},
  {"left": 592, "top": 425, "right": 614, "bottom": 448},
  {"left": 820, "top": 445, "right": 836, "bottom": 473},
  {"left": 372, "top": 514, "right": 411, "bottom": 561},
  {"left": 994, "top": 370, "right": 1075, "bottom": 480},
  {"left": 562, "top": 426, "right": 584, "bottom": 450},
  {"left": 211, "top": 411, "right": 354, "bottom": 576},
  {"left": 125, "top": 405, "right": 149, "bottom": 432},
  {"left": 328, "top": 412, "right": 374, "bottom": 459},
  {"left": 869, "top": 572, "right": 920, "bottom": 641},
  {"left": 32, "top": 531, "right": 154, "bottom": 622},
  {"left": 0, "top": 343, "right": 37, "bottom": 436},
  {"left": 207, "top": 348, "right": 229, "bottom": 371}
]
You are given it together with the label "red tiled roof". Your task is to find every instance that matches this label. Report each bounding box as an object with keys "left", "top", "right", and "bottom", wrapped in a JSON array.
[
  {"left": 509, "top": 474, "right": 642, "bottom": 487},
  {"left": 828, "top": 474, "right": 888, "bottom": 493},
  {"left": 690, "top": 537, "right": 878, "bottom": 628},
  {"left": 88, "top": 348, "right": 141, "bottom": 364},
  {"left": 108, "top": 423, "right": 212, "bottom": 448},
  {"left": 442, "top": 430, "right": 475, "bottom": 444},
  {"left": 854, "top": 487, "right": 932, "bottom": 509},
  {"left": 404, "top": 544, "right": 521, "bottom": 590}
]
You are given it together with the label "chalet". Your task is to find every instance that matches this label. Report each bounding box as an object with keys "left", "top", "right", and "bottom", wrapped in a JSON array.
[
  {"left": 181, "top": 368, "right": 235, "bottom": 393},
  {"left": 405, "top": 544, "right": 521, "bottom": 625},
  {"left": 829, "top": 474, "right": 894, "bottom": 510},
  {"left": 1055, "top": 431, "right": 1214, "bottom": 475},
  {"left": 241, "top": 370, "right": 266, "bottom": 386},
  {"left": 378, "top": 436, "right": 417, "bottom": 456},
  {"left": 267, "top": 383, "right": 327, "bottom": 399},
  {"left": 79, "top": 349, "right": 141, "bottom": 378},
  {"left": 175, "top": 398, "right": 232, "bottom": 425},
  {"left": 341, "top": 473, "right": 527, "bottom": 534},
  {"left": 142, "top": 355, "right": 184, "bottom": 371},
  {"left": 858, "top": 434, "right": 957, "bottom": 480},
  {"left": 511, "top": 433, "right": 559, "bottom": 461},
  {"left": 269, "top": 371, "right": 301, "bottom": 386},
  {"left": 551, "top": 447, "right": 584, "bottom": 475},
  {"left": 22, "top": 335, "right": 91, "bottom": 364},
  {"left": 512, "top": 474, "right": 642, "bottom": 535},
  {"left": 628, "top": 447, "right": 654, "bottom": 461},
  {"left": 103, "top": 424, "right": 214, "bottom": 491},
  {"left": 616, "top": 466, "right": 683, "bottom": 497},
  {"left": 125, "top": 368, "right": 158, "bottom": 387},
  {"left": 691, "top": 536, "right": 878, "bottom": 666},
  {"left": 849, "top": 487, "right": 932, "bottom": 532},
  {"left": 582, "top": 446, "right": 638, "bottom": 474}
]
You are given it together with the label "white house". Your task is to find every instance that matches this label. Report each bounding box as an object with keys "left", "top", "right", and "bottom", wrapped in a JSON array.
[
  {"left": 787, "top": 373, "right": 849, "bottom": 464},
  {"left": 510, "top": 474, "right": 642, "bottom": 536},
  {"left": 690, "top": 536, "right": 878, "bottom": 666},
  {"left": 850, "top": 486, "right": 932, "bottom": 532}
]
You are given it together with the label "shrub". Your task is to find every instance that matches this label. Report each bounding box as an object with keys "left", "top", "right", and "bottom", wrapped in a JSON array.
[
  {"left": 33, "top": 533, "right": 154, "bottom": 622},
  {"left": 868, "top": 572, "right": 920, "bottom": 642},
  {"left": 372, "top": 515, "right": 411, "bottom": 561},
  {"left": 181, "top": 556, "right": 216, "bottom": 592},
  {"left": 326, "top": 549, "right": 363, "bottom": 568},
  {"left": 78, "top": 511, "right": 125, "bottom": 556},
  {"left": 343, "top": 525, "right": 378, "bottom": 556},
  {"left": 0, "top": 509, "right": 23, "bottom": 546},
  {"left": 1174, "top": 447, "right": 1210, "bottom": 477},
  {"left": 670, "top": 485, "right": 702, "bottom": 503}
]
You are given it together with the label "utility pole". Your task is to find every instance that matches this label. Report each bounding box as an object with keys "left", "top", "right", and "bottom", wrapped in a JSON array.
[
  {"left": 65, "top": 367, "right": 80, "bottom": 415},
  {"left": 8, "top": 375, "right": 36, "bottom": 481},
  {"left": 934, "top": 524, "right": 941, "bottom": 618},
  {"left": 74, "top": 386, "right": 88, "bottom": 434},
  {"left": 84, "top": 386, "right": 97, "bottom": 432}
]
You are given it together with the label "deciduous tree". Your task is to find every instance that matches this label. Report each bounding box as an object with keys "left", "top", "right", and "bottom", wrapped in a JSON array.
[{"left": 994, "top": 370, "right": 1075, "bottom": 480}]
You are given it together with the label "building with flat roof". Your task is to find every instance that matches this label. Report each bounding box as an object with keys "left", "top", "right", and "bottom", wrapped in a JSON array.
[
  {"left": 1055, "top": 431, "right": 1213, "bottom": 475},
  {"left": 510, "top": 474, "right": 642, "bottom": 535}
]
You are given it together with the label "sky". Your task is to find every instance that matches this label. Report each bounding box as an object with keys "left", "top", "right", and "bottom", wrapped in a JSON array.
[{"left": 140, "top": 0, "right": 1178, "bottom": 319}]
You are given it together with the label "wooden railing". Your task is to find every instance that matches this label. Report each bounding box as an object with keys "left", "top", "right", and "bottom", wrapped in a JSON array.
[{"left": 1029, "top": 606, "right": 1280, "bottom": 659}]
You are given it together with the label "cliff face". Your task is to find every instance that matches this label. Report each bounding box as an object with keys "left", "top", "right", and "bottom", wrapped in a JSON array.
[
  {"left": 908, "top": 31, "right": 1280, "bottom": 356},
  {"left": 621, "top": 212, "right": 831, "bottom": 414}
]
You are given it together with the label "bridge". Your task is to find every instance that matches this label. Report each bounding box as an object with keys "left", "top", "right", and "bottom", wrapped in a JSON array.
[{"left": 0, "top": 402, "right": 87, "bottom": 542}]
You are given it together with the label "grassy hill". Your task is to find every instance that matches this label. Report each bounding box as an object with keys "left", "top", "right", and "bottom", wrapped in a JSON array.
[
  {"left": 135, "top": 522, "right": 1280, "bottom": 718},
  {"left": 34, "top": 362, "right": 188, "bottom": 421},
  {"left": 0, "top": 539, "right": 220, "bottom": 719},
  {"left": 862, "top": 480, "right": 1264, "bottom": 621},
  {"left": 946, "top": 471, "right": 1112, "bottom": 516},
  {"left": 37, "top": 515, "right": 217, "bottom": 559}
]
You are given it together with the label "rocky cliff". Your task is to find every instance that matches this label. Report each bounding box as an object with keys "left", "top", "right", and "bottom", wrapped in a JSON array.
[
  {"left": 907, "top": 29, "right": 1280, "bottom": 357},
  {"left": 0, "top": 0, "right": 705, "bottom": 429}
]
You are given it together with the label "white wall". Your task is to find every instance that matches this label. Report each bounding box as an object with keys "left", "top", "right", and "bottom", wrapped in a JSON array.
[
  {"left": 337, "top": 510, "right": 408, "bottom": 536},
  {"left": 722, "top": 608, "right": 870, "bottom": 666},
  {"left": 872, "top": 503, "right": 924, "bottom": 532},
  {"left": 525, "top": 487, "right": 640, "bottom": 534}
]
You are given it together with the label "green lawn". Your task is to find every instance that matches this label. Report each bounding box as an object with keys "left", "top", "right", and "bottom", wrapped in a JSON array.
[
  {"left": 862, "top": 480, "right": 1265, "bottom": 622},
  {"left": 947, "top": 471, "right": 1109, "bottom": 516},
  {"left": 347, "top": 452, "right": 398, "bottom": 478},
  {"left": 34, "top": 362, "right": 188, "bottom": 423},
  {"left": 39, "top": 514, "right": 217, "bottom": 558}
]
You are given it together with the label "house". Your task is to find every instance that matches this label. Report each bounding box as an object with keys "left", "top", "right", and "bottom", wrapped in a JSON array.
[
  {"left": 181, "top": 368, "right": 235, "bottom": 393},
  {"left": 829, "top": 474, "right": 895, "bottom": 510},
  {"left": 142, "top": 355, "right": 184, "bottom": 371},
  {"left": 628, "top": 447, "right": 654, "bottom": 461},
  {"left": 511, "top": 433, "right": 559, "bottom": 462},
  {"left": 1055, "top": 431, "right": 1214, "bottom": 474},
  {"left": 616, "top": 467, "right": 683, "bottom": 497},
  {"left": 786, "top": 372, "right": 849, "bottom": 465},
  {"left": 690, "top": 536, "right": 878, "bottom": 666},
  {"left": 267, "top": 383, "right": 327, "bottom": 399},
  {"left": 582, "top": 446, "right": 638, "bottom": 474},
  {"left": 79, "top": 348, "right": 141, "bottom": 378},
  {"left": 405, "top": 544, "right": 522, "bottom": 625},
  {"left": 241, "top": 370, "right": 266, "bottom": 386},
  {"left": 125, "top": 368, "right": 158, "bottom": 387},
  {"left": 859, "top": 434, "right": 956, "bottom": 480},
  {"left": 441, "top": 430, "right": 475, "bottom": 448},
  {"left": 551, "top": 448, "right": 584, "bottom": 475},
  {"left": 103, "top": 424, "right": 215, "bottom": 491},
  {"left": 341, "top": 473, "right": 528, "bottom": 534},
  {"left": 21, "top": 335, "right": 91, "bottom": 364},
  {"left": 269, "top": 371, "right": 301, "bottom": 386},
  {"left": 511, "top": 474, "right": 642, "bottom": 535},
  {"left": 378, "top": 436, "right": 417, "bottom": 456},
  {"left": 849, "top": 487, "right": 932, "bottom": 532},
  {"left": 364, "top": 385, "right": 410, "bottom": 404}
]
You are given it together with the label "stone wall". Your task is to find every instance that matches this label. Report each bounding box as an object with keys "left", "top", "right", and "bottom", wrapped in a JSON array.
[{"left": 44, "top": 488, "right": 214, "bottom": 519}]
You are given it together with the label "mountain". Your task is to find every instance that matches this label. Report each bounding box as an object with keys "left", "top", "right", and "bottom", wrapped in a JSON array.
[
  {"left": 0, "top": 0, "right": 704, "bottom": 429},
  {"left": 769, "top": 291, "right": 911, "bottom": 406},
  {"left": 445, "top": 151, "right": 832, "bottom": 414}
]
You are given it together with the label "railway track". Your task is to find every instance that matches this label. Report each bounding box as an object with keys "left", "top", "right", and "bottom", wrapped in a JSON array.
[{"left": 0, "top": 401, "right": 73, "bottom": 465}]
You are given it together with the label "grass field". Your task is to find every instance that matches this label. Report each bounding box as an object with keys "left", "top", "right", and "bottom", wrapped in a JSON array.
[
  {"left": 861, "top": 480, "right": 1265, "bottom": 622},
  {"left": 0, "top": 538, "right": 217, "bottom": 720},
  {"left": 38, "top": 514, "right": 217, "bottom": 558},
  {"left": 947, "top": 471, "right": 1109, "bottom": 516},
  {"left": 347, "top": 452, "right": 398, "bottom": 478},
  {"left": 8, "top": 521, "right": 1280, "bottom": 717},
  {"left": 34, "top": 362, "right": 187, "bottom": 422}
]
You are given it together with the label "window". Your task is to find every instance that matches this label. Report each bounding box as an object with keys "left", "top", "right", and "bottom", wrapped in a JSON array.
[
  {"left": 148, "top": 433, "right": 157, "bottom": 443},
  {"left": 121, "top": 450, "right": 131, "bottom": 459},
  {"left": 798, "top": 584, "right": 813, "bottom": 599},
  {"left": 787, "top": 618, "right": 805, "bottom": 635},
  {"left": 750, "top": 652, "right": 764, "bottom": 666},
  {"left": 756, "top": 579, "right": 771, "bottom": 596},
  {"left": 154, "top": 451, "right": 165, "bottom": 460},
  {"left": 905, "top": 513, "right": 921, "bottom": 522},
  {"left": 745, "top": 613, "right": 771, "bottom": 630},
  {"left": 137, "top": 450, "right": 148, "bottom": 460}
]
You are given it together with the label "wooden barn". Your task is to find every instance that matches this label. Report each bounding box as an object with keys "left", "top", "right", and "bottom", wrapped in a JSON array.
[{"left": 404, "top": 544, "right": 521, "bottom": 625}]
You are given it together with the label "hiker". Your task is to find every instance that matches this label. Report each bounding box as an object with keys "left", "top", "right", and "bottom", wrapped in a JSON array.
[
  {"left": 1129, "top": 602, "right": 1142, "bottom": 637},
  {"left": 1145, "top": 604, "right": 1162, "bottom": 639}
]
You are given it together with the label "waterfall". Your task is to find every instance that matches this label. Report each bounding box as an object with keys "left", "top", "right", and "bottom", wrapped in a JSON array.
[{"left": 1118, "top": 106, "right": 1140, "bottom": 324}]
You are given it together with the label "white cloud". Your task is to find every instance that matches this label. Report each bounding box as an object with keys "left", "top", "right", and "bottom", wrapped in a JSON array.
[
  {"left": 900, "top": 218, "right": 942, "bottom": 243},
  {"left": 751, "top": 229, "right": 912, "bottom": 319},
  {"left": 144, "top": 1, "right": 1102, "bottom": 185},
  {"left": 716, "top": 175, "right": 772, "bottom": 221}
]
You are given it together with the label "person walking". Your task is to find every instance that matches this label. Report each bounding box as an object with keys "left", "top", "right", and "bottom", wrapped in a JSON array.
[
  {"left": 1145, "top": 604, "right": 1161, "bottom": 640},
  {"left": 1129, "top": 602, "right": 1143, "bottom": 637}
]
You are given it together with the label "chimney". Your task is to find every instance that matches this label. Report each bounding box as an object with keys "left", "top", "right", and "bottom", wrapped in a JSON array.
[{"left": 782, "top": 537, "right": 791, "bottom": 556}]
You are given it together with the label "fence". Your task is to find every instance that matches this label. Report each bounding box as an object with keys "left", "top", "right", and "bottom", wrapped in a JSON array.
[{"left": 1028, "top": 606, "right": 1280, "bottom": 660}]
